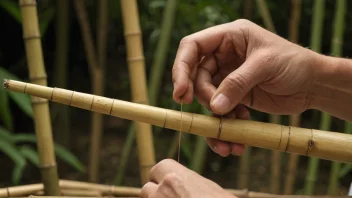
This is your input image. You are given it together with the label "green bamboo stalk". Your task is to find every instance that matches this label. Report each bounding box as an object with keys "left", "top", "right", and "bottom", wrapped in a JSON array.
[
  {"left": 19, "top": 0, "right": 60, "bottom": 195},
  {"left": 304, "top": 0, "right": 326, "bottom": 195},
  {"left": 284, "top": 0, "right": 302, "bottom": 195},
  {"left": 190, "top": 107, "right": 210, "bottom": 174},
  {"left": 148, "top": 0, "right": 178, "bottom": 106},
  {"left": 327, "top": 0, "right": 346, "bottom": 195},
  {"left": 255, "top": 0, "right": 281, "bottom": 193},
  {"left": 113, "top": 124, "right": 135, "bottom": 185},
  {"left": 52, "top": 0, "right": 70, "bottom": 147}
]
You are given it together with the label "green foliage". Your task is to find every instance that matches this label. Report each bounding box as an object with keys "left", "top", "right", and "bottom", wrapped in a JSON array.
[
  {"left": 0, "top": 0, "right": 55, "bottom": 36},
  {"left": 0, "top": 126, "right": 85, "bottom": 184},
  {"left": 0, "top": 0, "right": 21, "bottom": 23}
]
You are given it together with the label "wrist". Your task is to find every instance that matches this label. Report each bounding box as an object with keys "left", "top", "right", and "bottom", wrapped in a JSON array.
[{"left": 308, "top": 53, "right": 352, "bottom": 121}]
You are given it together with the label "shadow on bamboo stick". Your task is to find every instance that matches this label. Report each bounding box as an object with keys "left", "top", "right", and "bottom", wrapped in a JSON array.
[{"left": 3, "top": 79, "right": 352, "bottom": 163}]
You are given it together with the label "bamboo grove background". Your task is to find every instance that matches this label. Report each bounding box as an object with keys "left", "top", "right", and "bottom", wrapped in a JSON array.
[{"left": 0, "top": 0, "right": 351, "bottom": 196}]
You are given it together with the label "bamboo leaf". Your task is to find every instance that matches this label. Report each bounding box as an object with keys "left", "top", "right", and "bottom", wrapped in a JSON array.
[
  {"left": 0, "top": 0, "right": 21, "bottom": 23},
  {"left": 339, "top": 164, "right": 352, "bottom": 178},
  {"left": 54, "top": 144, "right": 85, "bottom": 173},
  {"left": 0, "top": 139, "right": 26, "bottom": 184},
  {"left": 13, "top": 133, "right": 37, "bottom": 143},
  {"left": 0, "top": 89, "right": 13, "bottom": 130},
  {"left": 0, "top": 126, "right": 14, "bottom": 143},
  {"left": 12, "top": 161, "right": 26, "bottom": 184},
  {"left": 19, "top": 145, "right": 40, "bottom": 167},
  {"left": 39, "top": 7, "right": 56, "bottom": 35},
  {"left": 0, "top": 67, "right": 33, "bottom": 117},
  {"left": 12, "top": 133, "right": 85, "bottom": 172}
]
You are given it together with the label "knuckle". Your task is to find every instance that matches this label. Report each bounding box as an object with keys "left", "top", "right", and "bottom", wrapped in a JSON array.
[
  {"left": 162, "top": 172, "right": 183, "bottom": 189},
  {"left": 150, "top": 159, "right": 176, "bottom": 175},
  {"left": 141, "top": 182, "right": 154, "bottom": 198},
  {"left": 225, "top": 72, "right": 251, "bottom": 94},
  {"left": 179, "top": 36, "right": 192, "bottom": 48}
]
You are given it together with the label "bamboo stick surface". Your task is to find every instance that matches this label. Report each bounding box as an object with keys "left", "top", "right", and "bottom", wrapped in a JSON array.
[
  {"left": 4, "top": 79, "right": 352, "bottom": 163},
  {"left": 2, "top": 181, "right": 351, "bottom": 198}
]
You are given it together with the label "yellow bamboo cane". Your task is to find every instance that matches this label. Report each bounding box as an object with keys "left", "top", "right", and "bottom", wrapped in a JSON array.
[
  {"left": 19, "top": 0, "right": 60, "bottom": 195},
  {"left": 120, "top": 0, "right": 156, "bottom": 184},
  {"left": 4, "top": 79, "right": 352, "bottom": 164}
]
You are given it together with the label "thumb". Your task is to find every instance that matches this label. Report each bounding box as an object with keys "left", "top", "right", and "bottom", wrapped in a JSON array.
[{"left": 210, "top": 58, "right": 267, "bottom": 115}]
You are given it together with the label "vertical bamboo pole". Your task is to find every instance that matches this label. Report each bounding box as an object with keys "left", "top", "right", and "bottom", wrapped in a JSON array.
[
  {"left": 19, "top": 0, "right": 60, "bottom": 195},
  {"left": 120, "top": 0, "right": 156, "bottom": 184},
  {"left": 284, "top": 0, "right": 302, "bottom": 195},
  {"left": 304, "top": 0, "right": 326, "bottom": 195},
  {"left": 255, "top": 0, "right": 281, "bottom": 193},
  {"left": 73, "top": 0, "right": 108, "bottom": 182},
  {"left": 52, "top": 0, "right": 70, "bottom": 147},
  {"left": 327, "top": 0, "right": 346, "bottom": 195}
]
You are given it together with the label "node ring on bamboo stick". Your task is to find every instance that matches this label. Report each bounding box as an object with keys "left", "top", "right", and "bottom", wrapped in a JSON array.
[
  {"left": 23, "top": 35, "right": 41, "bottom": 41},
  {"left": 305, "top": 129, "right": 314, "bottom": 156},
  {"left": 39, "top": 162, "right": 57, "bottom": 169},
  {"left": 217, "top": 116, "right": 223, "bottom": 139},
  {"left": 127, "top": 56, "right": 145, "bottom": 63},
  {"left": 19, "top": 2, "right": 37, "bottom": 7},
  {"left": 124, "top": 31, "right": 141, "bottom": 37},
  {"left": 284, "top": 126, "right": 291, "bottom": 152},
  {"left": 30, "top": 75, "right": 48, "bottom": 82}
]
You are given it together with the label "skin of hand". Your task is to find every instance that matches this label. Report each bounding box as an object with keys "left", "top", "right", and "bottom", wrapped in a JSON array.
[
  {"left": 141, "top": 159, "right": 236, "bottom": 198},
  {"left": 172, "top": 19, "right": 321, "bottom": 157}
]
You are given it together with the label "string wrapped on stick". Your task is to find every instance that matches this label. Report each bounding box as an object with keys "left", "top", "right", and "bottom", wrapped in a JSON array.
[{"left": 3, "top": 79, "right": 352, "bottom": 163}]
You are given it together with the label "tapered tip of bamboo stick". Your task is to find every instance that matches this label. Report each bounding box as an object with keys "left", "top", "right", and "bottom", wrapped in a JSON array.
[{"left": 3, "top": 79, "right": 9, "bottom": 89}]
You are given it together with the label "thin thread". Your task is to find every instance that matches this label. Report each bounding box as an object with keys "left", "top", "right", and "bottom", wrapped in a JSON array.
[{"left": 178, "top": 100, "right": 184, "bottom": 163}]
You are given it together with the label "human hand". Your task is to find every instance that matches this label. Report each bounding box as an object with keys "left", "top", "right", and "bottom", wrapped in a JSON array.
[
  {"left": 172, "top": 19, "right": 319, "bottom": 156},
  {"left": 141, "top": 159, "right": 236, "bottom": 198}
]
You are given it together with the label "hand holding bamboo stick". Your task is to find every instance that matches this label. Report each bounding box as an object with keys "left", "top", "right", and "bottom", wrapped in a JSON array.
[{"left": 4, "top": 79, "right": 352, "bottom": 163}]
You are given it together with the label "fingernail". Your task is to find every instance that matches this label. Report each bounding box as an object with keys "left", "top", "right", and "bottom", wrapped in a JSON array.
[
  {"left": 211, "top": 94, "right": 230, "bottom": 114},
  {"left": 213, "top": 146, "right": 218, "bottom": 154}
]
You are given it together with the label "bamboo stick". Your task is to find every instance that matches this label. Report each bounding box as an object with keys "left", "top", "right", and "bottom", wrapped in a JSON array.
[
  {"left": 284, "top": 0, "right": 302, "bottom": 195},
  {"left": 1, "top": 181, "right": 351, "bottom": 198},
  {"left": 19, "top": 0, "right": 60, "bottom": 195},
  {"left": 120, "top": 0, "right": 156, "bottom": 184},
  {"left": 305, "top": 0, "right": 326, "bottom": 195},
  {"left": 34, "top": 189, "right": 102, "bottom": 197},
  {"left": 327, "top": 0, "right": 347, "bottom": 195},
  {"left": 4, "top": 79, "right": 352, "bottom": 163}
]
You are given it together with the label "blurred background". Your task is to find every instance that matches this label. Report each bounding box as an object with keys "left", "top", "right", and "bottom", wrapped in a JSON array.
[{"left": 0, "top": 0, "right": 351, "bottom": 196}]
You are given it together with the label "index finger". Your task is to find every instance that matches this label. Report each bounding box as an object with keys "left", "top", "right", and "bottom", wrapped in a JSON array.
[{"left": 172, "top": 23, "right": 231, "bottom": 103}]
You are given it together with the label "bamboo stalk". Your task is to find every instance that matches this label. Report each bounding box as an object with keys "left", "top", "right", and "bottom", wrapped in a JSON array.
[
  {"left": 52, "top": 0, "right": 70, "bottom": 147},
  {"left": 19, "top": 0, "right": 60, "bottom": 195},
  {"left": 113, "top": 124, "right": 135, "bottom": 185},
  {"left": 255, "top": 0, "right": 282, "bottom": 193},
  {"left": 284, "top": 0, "right": 302, "bottom": 195},
  {"left": 5, "top": 79, "right": 352, "bottom": 163},
  {"left": 327, "top": 0, "right": 347, "bottom": 195},
  {"left": 305, "top": 0, "right": 326, "bottom": 195},
  {"left": 120, "top": 0, "right": 156, "bottom": 184},
  {"left": 148, "top": 0, "right": 178, "bottom": 106},
  {"left": 73, "top": 0, "right": 108, "bottom": 182}
]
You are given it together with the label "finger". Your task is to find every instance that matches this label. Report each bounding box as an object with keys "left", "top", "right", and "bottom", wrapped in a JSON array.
[
  {"left": 194, "top": 56, "right": 218, "bottom": 108},
  {"left": 235, "top": 104, "right": 250, "bottom": 120},
  {"left": 141, "top": 182, "right": 158, "bottom": 198},
  {"left": 150, "top": 159, "right": 186, "bottom": 184},
  {"left": 172, "top": 24, "right": 231, "bottom": 103},
  {"left": 206, "top": 138, "right": 231, "bottom": 157},
  {"left": 210, "top": 57, "right": 269, "bottom": 115},
  {"left": 230, "top": 143, "right": 246, "bottom": 156}
]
